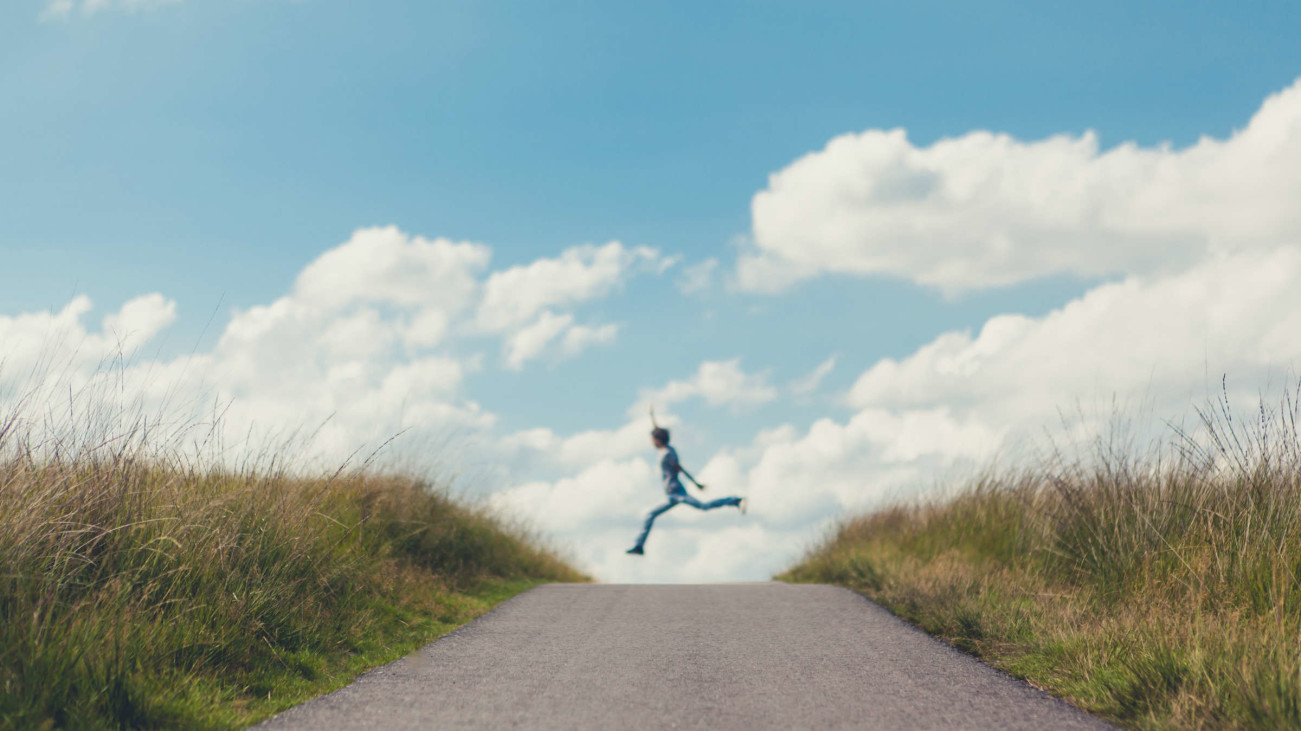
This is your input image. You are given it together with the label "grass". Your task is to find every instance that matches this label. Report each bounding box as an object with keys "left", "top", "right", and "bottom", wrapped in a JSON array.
[
  {"left": 0, "top": 412, "right": 587, "bottom": 730},
  {"left": 781, "top": 385, "right": 1301, "bottom": 731}
]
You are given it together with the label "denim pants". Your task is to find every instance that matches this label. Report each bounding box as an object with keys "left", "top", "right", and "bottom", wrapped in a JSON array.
[{"left": 631, "top": 487, "right": 742, "bottom": 550}]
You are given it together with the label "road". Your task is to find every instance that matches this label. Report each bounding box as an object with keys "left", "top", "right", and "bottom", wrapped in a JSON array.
[{"left": 251, "top": 583, "right": 1113, "bottom": 731}]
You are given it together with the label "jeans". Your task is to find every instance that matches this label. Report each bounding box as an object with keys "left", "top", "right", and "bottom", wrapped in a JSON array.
[{"left": 631, "top": 487, "right": 742, "bottom": 550}]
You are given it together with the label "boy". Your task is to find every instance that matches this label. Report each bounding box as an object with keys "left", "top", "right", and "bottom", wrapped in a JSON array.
[{"left": 626, "top": 425, "right": 747, "bottom": 555}]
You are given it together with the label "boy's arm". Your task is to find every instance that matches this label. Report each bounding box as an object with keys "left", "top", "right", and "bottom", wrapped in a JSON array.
[{"left": 679, "top": 466, "right": 706, "bottom": 491}]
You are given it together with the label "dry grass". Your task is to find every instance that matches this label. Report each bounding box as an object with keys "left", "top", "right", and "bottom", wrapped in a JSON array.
[
  {"left": 0, "top": 407, "right": 586, "bottom": 730},
  {"left": 782, "top": 383, "right": 1301, "bottom": 730}
]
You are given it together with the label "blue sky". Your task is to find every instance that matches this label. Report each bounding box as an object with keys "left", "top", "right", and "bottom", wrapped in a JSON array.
[
  {"left": 7, "top": 1, "right": 1298, "bottom": 311},
  {"left": 5, "top": 0, "right": 1301, "bottom": 581}
]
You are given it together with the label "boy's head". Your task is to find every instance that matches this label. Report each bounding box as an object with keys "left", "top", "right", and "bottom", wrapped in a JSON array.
[{"left": 650, "top": 427, "right": 670, "bottom": 448}]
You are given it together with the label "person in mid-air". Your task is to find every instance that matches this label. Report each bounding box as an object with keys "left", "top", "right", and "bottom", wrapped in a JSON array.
[{"left": 627, "top": 411, "right": 746, "bottom": 555}]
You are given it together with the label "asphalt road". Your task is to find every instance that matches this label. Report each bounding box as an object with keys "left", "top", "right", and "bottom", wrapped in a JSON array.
[{"left": 251, "top": 583, "right": 1114, "bottom": 731}]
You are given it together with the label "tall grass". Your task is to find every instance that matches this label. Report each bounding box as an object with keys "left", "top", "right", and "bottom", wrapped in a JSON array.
[
  {"left": 782, "top": 382, "right": 1301, "bottom": 731},
  {"left": 0, "top": 407, "right": 586, "bottom": 730}
]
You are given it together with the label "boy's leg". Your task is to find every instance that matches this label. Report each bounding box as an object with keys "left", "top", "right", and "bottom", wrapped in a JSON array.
[
  {"left": 631, "top": 499, "right": 678, "bottom": 551},
  {"left": 680, "top": 493, "right": 743, "bottom": 511}
]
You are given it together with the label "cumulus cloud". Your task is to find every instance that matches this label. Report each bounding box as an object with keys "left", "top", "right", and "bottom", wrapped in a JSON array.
[
  {"left": 849, "top": 247, "right": 1301, "bottom": 428},
  {"left": 0, "top": 293, "right": 177, "bottom": 376},
  {"left": 489, "top": 457, "right": 654, "bottom": 534},
  {"left": 491, "top": 358, "right": 787, "bottom": 580},
  {"left": 503, "top": 311, "right": 573, "bottom": 370},
  {"left": 494, "top": 81, "right": 1301, "bottom": 583},
  {"left": 0, "top": 227, "right": 656, "bottom": 474},
  {"left": 497, "top": 417, "right": 652, "bottom": 473},
  {"left": 492, "top": 82, "right": 1301, "bottom": 582},
  {"left": 499, "top": 245, "right": 1290, "bottom": 582},
  {"left": 496, "top": 359, "right": 776, "bottom": 477},
  {"left": 489, "top": 450, "right": 795, "bottom": 583},
  {"left": 738, "top": 78, "right": 1301, "bottom": 294},
  {"left": 294, "top": 226, "right": 489, "bottom": 317},
  {"left": 477, "top": 241, "right": 661, "bottom": 368},
  {"left": 561, "top": 323, "right": 619, "bottom": 356},
  {"left": 142, "top": 228, "right": 500, "bottom": 463},
  {"left": 477, "top": 242, "right": 659, "bottom": 331},
  {"left": 686, "top": 246, "right": 1301, "bottom": 569},
  {"left": 638, "top": 359, "right": 777, "bottom": 413},
  {"left": 500, "top": 316, "right": 620, "bottom": 370}
]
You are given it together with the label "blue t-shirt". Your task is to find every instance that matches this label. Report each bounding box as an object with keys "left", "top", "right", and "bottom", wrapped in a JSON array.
[{"left": 661, "top": 446, "right": 685, "bottom": 492}]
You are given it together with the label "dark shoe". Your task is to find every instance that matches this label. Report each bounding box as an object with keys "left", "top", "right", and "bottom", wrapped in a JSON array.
[{"left": 626, "top": 546, "right": 644, "bottom": 555}]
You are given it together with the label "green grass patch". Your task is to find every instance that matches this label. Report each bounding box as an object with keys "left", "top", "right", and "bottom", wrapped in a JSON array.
[
  {"left": 0, "top": 455, "right": 587, "bottom": 731},
  {"left": 781, "top": 392, "right": 1301, "bottom": 731}
]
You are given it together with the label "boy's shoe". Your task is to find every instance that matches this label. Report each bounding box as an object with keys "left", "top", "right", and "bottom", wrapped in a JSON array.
[
  {"left": 738, "top": 497, "right": 748, "bottom": 515},
  {"left": 626, "top": 546, "right": 644, "bottom": 555}
]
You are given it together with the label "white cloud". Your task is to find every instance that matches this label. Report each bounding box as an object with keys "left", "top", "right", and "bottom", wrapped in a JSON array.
[
  {"left": 0, "top": 293, "right": 177, "bottom": 377},
  {"left": 503, "top": 311, "right": 573, "bottom": 370},
  {"left": 690, "top": 246, "right": 1301, "bottom": 562},
  {"left": 476, "top": 241, "right": 663, "bottom": 369},
  {"left": 102, "top": 293, "right": 177, "bottom": 351},
  {"left": 676, "top": 258, "right": 718, "bottom": 295},
  {"left": 676, "top": 524, "right": 808, "bottom": 583},
  {"left": 499, "top": 417, "right": 652, "bottom": 473},
  {"left": 489, "top": 457, "right": 654, "bottom": 534},
  {"left": 174, "top": 228, "right": 498, "bottom": 463},
  {"left": 638, "top": 359, "right": 777, "bottom": 413},
  {"left": 495, "top": 362, "right": 734, "bottom": 477},
  {"left": 492, "top": 358, "right": 789, "bottom": 581},
  {"left": 489, "top": 454, "right": 797, "bottom": 583},
  {"left": 790, "top": 356, "right": 836, "bottom": 396},
  {"left": 476, "top": 242, "right": 659, "bottom": 332},
  {"left": 848, "top": 247, "right": 1301, "bottom": 427},
  {"left": 0, "top": 227, "right": 646, "bottom": 472},
  {"left": 294, "top": 225, "right": 489, "bottom": 317},
  {"left": 492, "top": 85, "right": 1301, "bottom": 580},
  {"left": 561, "top": 323, "right": 619, "bottom": 356},
  {"left": 494, "top": 81, "right": 1301, "bottom": 583},
  {"left": 739, "top": 77, "right": 1301, "bottom": 294}
]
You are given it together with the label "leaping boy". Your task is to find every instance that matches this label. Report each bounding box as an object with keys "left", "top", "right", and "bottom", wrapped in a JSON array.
[{"left": 627, "top": 408, "right": 747, "bottom": 555}]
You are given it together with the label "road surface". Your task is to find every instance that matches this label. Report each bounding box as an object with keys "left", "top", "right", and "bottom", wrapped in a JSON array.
[{"left": 252, "top": 583, "right": 1113, "bottom": 731}]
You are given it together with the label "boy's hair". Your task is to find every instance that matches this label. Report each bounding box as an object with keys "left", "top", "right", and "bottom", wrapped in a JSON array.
[{"left": 651, "top": 427, "right": 670, "bottom": 444}]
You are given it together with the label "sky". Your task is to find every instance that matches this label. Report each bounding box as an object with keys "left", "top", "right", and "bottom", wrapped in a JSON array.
[{"left": 4, "top": 0, "right": 1301, "bottom": 582}]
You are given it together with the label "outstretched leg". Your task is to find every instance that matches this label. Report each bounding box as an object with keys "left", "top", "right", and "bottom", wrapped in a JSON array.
[
  {"left": 630, "top": 499, "right": 679, "bottom": 552},
  {"left": 678, "top": 493, "right": 743, "bottom": 511}
]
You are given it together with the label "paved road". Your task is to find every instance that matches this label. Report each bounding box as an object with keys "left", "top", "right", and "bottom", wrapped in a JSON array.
[{"left": 252, "top": 583, "right": 1113, "bottom": 731}]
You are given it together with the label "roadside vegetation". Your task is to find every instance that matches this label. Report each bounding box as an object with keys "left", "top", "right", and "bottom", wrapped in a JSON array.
[
  {"left": 782, "top": 386, "right": 1301, "bottom": 731},
  {"left": 0, "top": 410, "right": 586, "bottom": 730}
]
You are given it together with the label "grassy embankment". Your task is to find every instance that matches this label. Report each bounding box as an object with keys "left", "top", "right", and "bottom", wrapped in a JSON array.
[
  {"left": 0, "top": 426, "right": 586, "bottom": 730},
  {"left": 782, "top": 393, "right": 1301, "bottom": 731}
]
